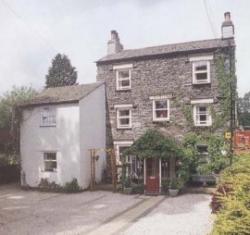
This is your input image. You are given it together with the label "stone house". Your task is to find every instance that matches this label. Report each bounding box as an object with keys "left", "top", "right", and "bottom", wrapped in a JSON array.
[
  {"left": 20, "top": 82, "right": 106, "bottom": 189},
  {"left": 96, "top": 12, "right": 236, "bottom": 194},
  {"left": 19, "top": 12, "right": 236, "bottom": 194}
]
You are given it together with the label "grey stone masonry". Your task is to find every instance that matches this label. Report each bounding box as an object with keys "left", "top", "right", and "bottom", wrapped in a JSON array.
[{"left": 96, "top": 40, "right": 235, "bottom": 146}]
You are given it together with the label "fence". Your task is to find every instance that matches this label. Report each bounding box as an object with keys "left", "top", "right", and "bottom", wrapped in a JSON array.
[
  {"left": 0, "top": 165, "right": 19, "bottom": 184},
  {"left": 234, "top": 130, "right": 250, "bottom": 153}
]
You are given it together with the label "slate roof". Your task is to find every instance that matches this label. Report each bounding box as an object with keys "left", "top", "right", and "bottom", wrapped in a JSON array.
[
  {"left": 20, "top": 82, "right": 104, "bottom": 107},
  {"left": 97, "top": 38, "right": 234, "bottom": 63}
]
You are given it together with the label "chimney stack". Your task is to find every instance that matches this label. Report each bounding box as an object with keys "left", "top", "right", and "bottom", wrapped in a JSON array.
[
  {"left": 107, "top": 30, "right": 123, "bottom": 55},
  {"left": 221, "top": 12, "right": 234, "bottom": 39}
]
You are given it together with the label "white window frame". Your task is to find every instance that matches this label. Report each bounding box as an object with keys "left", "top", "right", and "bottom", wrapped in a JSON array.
[
  {"left": 115, "top": 104, "right": 132, "bottom": 129},
  {"left": 43, "top": 152, "right": 57, "bottom": 172},
  {"left": 192, "top": 61, "right": 211, "bottom": 84},
  {"left": 189, "top": 55, "right": 213, "bottom": 85},
  {"left": 40, "top": 107, "right": 56, "bottom": 127},
  {"left": 193, "top": 104, "right": 212, "bottom": 127},
  {"left": 152, "top": 98, "right": 170, "bottom": 122},
  {"left": 113, "top": 64, "right": 133, "bottom": 91},
  {"left": 114, "top": 141, "right": 133, "bottom": 165}
]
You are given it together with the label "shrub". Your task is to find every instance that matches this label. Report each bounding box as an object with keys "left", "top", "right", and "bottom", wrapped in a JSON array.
[
  {"left": 169, "top": 178, "right": 184, "bottom": 190},
  {"left": 131, "top": 183, "right": 144, "bottom": 194},
  {"left": 38, "top": 178, "right": 82, "bottom": 193},
  {"left": 161, "top": 179, "right": 170, "bottom": 193},
  {"left": 63, "top": 178, "right": 81, "bottom": 193},
  {"left": 38, "top": 178, "right": 61, "bottom": 192},
  {"left": 211, "top": 154, "right": 250, "bottom": 234}
]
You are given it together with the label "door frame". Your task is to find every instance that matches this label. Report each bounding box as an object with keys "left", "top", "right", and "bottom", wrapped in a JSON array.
[{"left": 144, "top": 158, "right": 161, "bottom": 193}]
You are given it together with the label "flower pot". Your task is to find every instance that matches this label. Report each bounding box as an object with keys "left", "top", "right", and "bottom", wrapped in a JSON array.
[
  {"left": 168, "top": 189, "right": 179, "bottom": 197},
  {"left": 123, "top": 187, "right": 132, "bottom": 194}
]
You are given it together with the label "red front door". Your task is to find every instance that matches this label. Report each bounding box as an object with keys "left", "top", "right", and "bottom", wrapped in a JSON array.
[{"left": 146, "top": 158, "right": 160, "bottom": 194}]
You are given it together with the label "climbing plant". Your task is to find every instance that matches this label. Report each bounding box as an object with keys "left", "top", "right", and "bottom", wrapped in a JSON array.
[
  {"left": 182, "top": 132, "right": 230, "bottom": 176},
  {"left": 123, "top": 129, "right": 183, "bottom": 160}
]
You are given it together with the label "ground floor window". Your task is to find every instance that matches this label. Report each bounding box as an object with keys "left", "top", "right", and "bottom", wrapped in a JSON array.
[
  {"left": 44, "top": 152, "right": 57, "bottom": 172},
  {"left": 114, "top": 141, "right": 144, "bottom": 182},
  {"left": 161, "top": 159, "right": 170, "bottom": 179}
]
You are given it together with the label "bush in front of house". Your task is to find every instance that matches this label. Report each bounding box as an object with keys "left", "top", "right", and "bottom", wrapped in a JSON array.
[
  {"left": 63, "top": 178, "right": 82, "bottom": 193},
  {"left": 38, "top": 178, "right": 82, "bottom": 193},
  {"left": 211, "top": 154, "right": 250, "bottom": 235},
  {"left": 131, "top": 183, "right": 144, "bottom": 194}
]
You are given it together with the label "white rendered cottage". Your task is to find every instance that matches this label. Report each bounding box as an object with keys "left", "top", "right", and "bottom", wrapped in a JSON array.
[{"left": 20, "top": 82, "right": 106, "bottom": 189}]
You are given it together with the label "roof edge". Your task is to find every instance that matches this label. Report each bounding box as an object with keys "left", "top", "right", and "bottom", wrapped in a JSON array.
[{"left": 96, "top": 38, "right": 235, "bottom": 64}]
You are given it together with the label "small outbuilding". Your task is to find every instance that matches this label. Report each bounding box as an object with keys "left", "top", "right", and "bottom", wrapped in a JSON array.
[{"left": 19, "top": 82, "right": 106, "bottom": 189}]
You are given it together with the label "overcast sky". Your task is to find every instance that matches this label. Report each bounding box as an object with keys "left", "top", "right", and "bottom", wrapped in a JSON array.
[{"left": 0, "top": 0, "right": 249, "bottom": 96}]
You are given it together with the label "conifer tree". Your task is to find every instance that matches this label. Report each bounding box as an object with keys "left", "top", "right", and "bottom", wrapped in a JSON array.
[{"left": 46, "top": 53, "right": 77, "bottom": 87}]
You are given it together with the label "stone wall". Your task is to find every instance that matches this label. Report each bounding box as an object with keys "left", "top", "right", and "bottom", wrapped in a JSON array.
[{"left": 96, "top": 51, "right": 231, "bottom": 146}]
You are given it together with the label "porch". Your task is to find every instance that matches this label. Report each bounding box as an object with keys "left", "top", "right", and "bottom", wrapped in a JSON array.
[{"left": 118, "top": 157, "right": 176, "bottom": 195}]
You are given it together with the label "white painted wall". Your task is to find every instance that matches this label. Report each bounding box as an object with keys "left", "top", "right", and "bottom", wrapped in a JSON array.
[
  {"left": 20, "top": 103, "right": 81, "bottom": 187},
  {"left": 79, "top": 84, "right": 106, "bottom": 189}
]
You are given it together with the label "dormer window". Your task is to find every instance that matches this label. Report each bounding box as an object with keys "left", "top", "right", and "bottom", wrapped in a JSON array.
[
  {"left": 190, "top": 55, "right": 213, "bottom": 85},
  {"left": 113, "top": 64, "right": 132, "bottom": 91}
]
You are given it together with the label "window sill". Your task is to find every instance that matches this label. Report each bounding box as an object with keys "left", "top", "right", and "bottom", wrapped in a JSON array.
[
  {"left": 117, "top": 127, "right": 132, "bottom": 130},
  {"left": 116, "top": 88, "right": 131, "bottom": 92},
  {"left": 194, "top": 124, "right": 212, "bottom": 127},
  {"left": 40, "top": 125, "right": 56, "bottom": 128},
  {"left": 192, "top": 82, "right": 211, "bottom": 85},
  {"left": 41, "top": 170, "right": 57, "bottom": 173},
  {"left": 153, "top": 119, "right": 170, "bottom": 122}
]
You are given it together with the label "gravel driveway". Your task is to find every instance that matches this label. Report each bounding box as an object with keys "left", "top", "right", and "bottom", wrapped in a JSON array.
[
  {"left": 0, "top": 184, "right": 143, "bottom": 235},
  {"left": 121, "top": 194, "right": 214, "bottom": 235},
  {"left": 0, "top": 184, "right": 213, "bottom": 235}
]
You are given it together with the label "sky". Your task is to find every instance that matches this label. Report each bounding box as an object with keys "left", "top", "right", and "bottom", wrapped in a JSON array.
[{"left": 0, "top": 0, "right": 249, "bottom": 97}]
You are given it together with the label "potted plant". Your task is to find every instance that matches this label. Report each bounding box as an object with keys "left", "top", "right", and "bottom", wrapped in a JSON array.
[
  {"left": 123, "top": 177, "right": 132, "bottom": 194},
  {"left": 168, "top": 178, "right": 183, "bottom": 197}
]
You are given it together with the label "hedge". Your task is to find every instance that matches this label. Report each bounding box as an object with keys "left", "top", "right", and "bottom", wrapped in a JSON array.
[{"left": 211, "top": 154, "right": 250, "bottom": 235}]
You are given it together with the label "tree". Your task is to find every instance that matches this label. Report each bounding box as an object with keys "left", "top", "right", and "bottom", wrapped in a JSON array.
[
  {"left": 0, "top": 86, "right": 37, "bottom": 162},
  {"left": 238, "top": 91, "right": 250, "bottom": 127},
  {"left": 45, "top": 53, "right": 77, "bottom": 88},
  {"left": 0, "top": 86, "right": 37, "bottom": 129}
]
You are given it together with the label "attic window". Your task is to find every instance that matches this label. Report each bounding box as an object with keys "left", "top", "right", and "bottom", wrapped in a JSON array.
[{"left": 40, "top": 107, "right": 56, "bottom": 127}]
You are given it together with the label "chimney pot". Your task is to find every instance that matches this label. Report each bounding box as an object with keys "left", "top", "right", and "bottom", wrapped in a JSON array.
[
  {"left": 224, "top": 12, "right": 231, "bottom": 21},
  {"left": 221, "top": 12, "right": 234, "bottom": 39},
  {"left": 107, "top": 30, "right": 123, "bottom": 55}
]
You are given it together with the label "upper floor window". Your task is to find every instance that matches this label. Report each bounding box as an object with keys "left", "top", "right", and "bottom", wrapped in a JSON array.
[
  {"left": 40, "top": 107, "right": 56, "bottom": 127},
  {"left": 190, "top": 55, "right": 213, "bottom": 85},
  {"left": 44, "top": 152, "right": 57, "bottom": 172},
  {"left": 113, "top": 64, "right": 133, "bottom": 91},
  {"left": 192, "top": 61, "right": 210, "bottom": 84},
  {"left": 193, "top": 105, "right": 212, "bottom": 126},
  {"left": 115, "top": 104, "right": 132, "bottom": 129},
  {"left": 151, "top": 97, "right": 170, "bottom": 122},
  {"left": 191, "top": 99, "right": 213, "bottom": 127}
]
